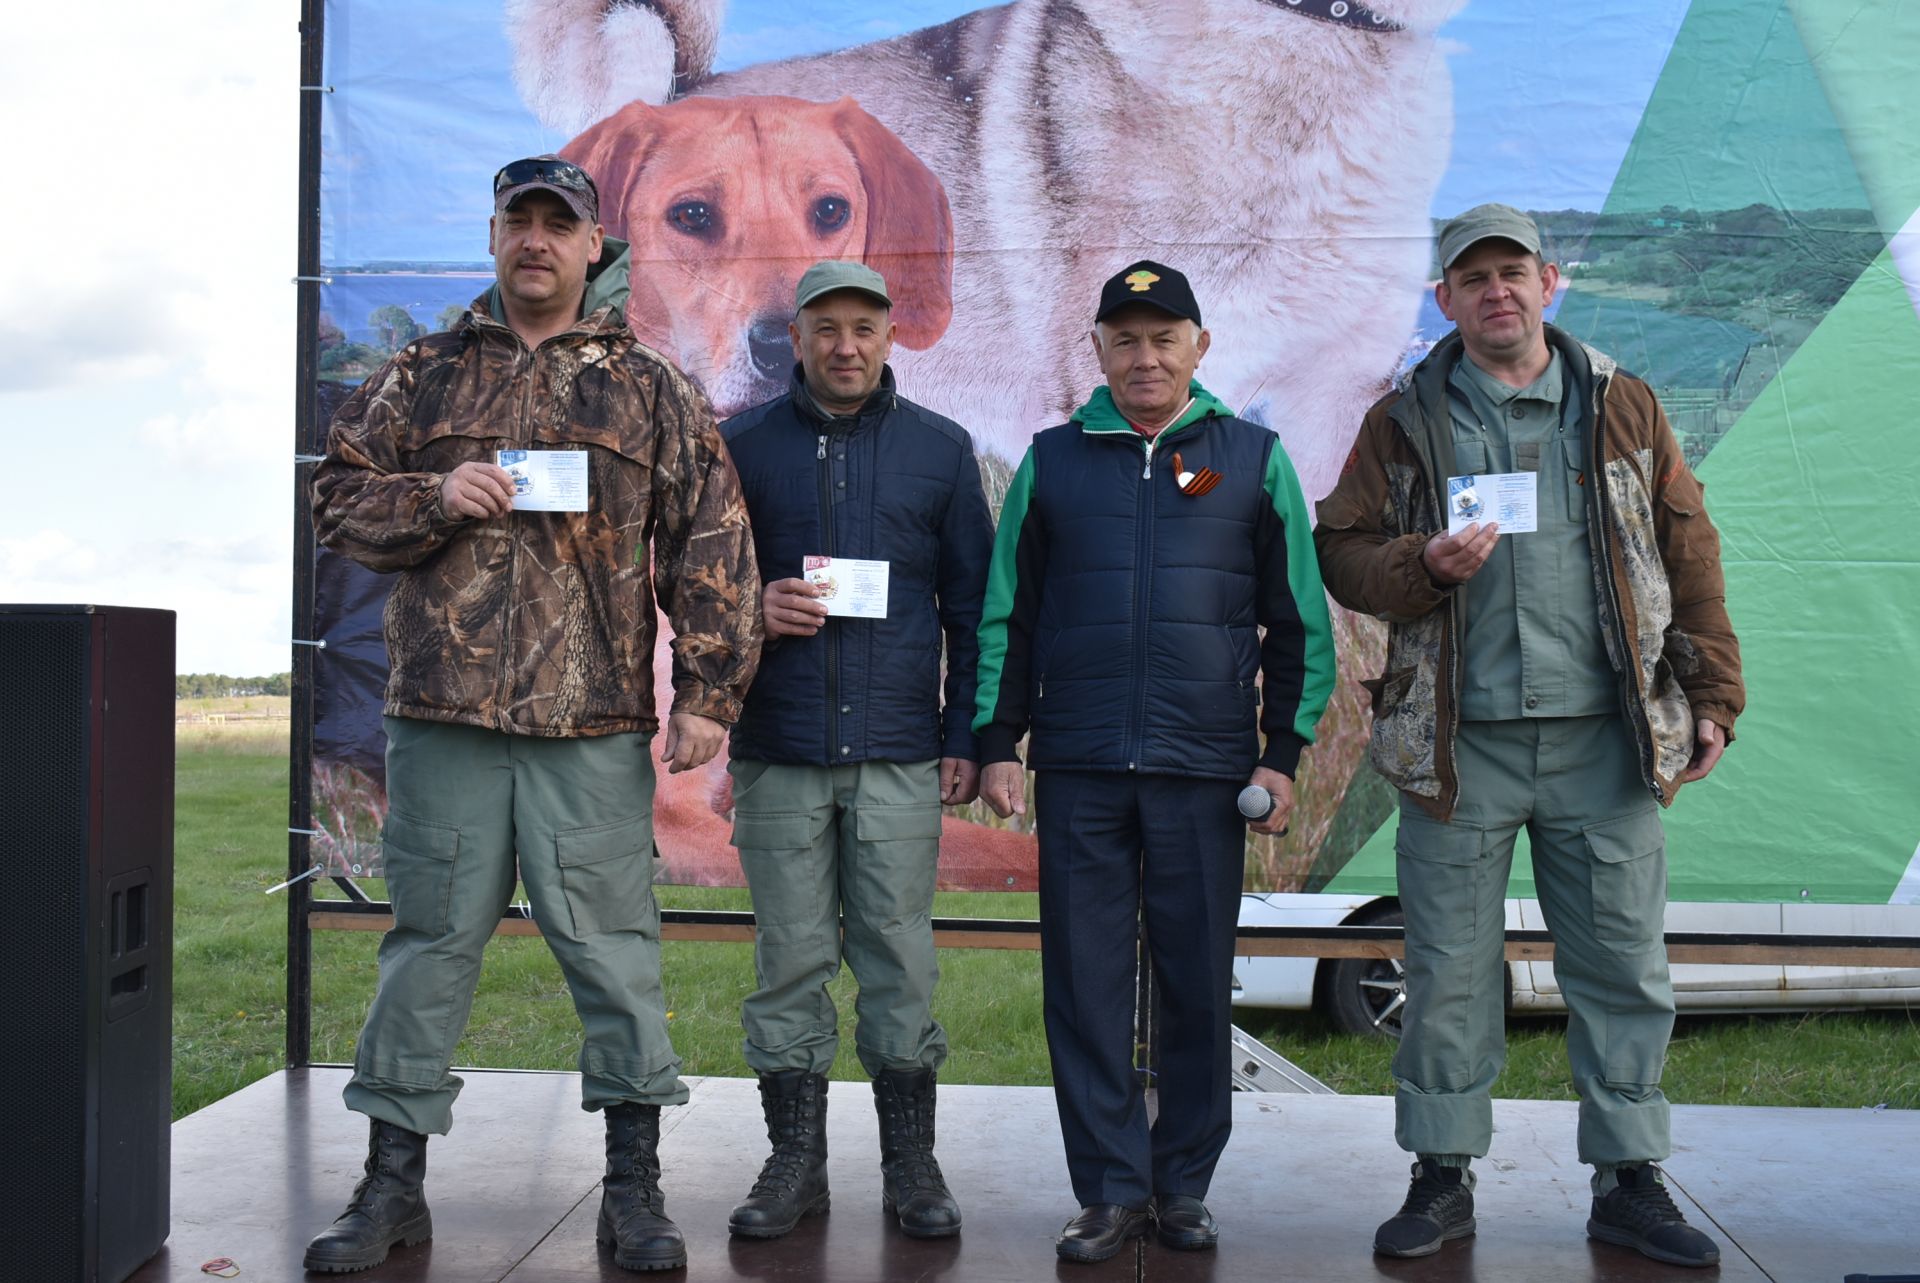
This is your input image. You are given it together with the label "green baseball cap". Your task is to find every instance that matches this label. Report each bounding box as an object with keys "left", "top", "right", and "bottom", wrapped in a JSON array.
[
  {"left": 794, "top": 260, "right": 892, "bottom": 314},
  {"left": 1436, "top": 203, "right": 1543, "bottom": 270}
]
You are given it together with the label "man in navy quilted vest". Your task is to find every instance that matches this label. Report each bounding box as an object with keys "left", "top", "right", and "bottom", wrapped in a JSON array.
[
  {"left": 719, "top": 260, "right": 995, "bottom": 1243},
  {"left": 976, "top": 260, "right": 1337, "bottom": 1263}
]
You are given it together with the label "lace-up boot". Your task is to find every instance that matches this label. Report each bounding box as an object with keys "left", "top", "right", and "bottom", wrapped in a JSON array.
[
  {"left": 1373, "top": 1159, "right": 1476, "bottom": 1258},
  {"left": 302, "top": 1120, "right": 433, "bottom": 1273},
  {"left": 596, "top": 1103, "right": 686, "bottom": 1271},
  {"left": 728, "top": 1071, "right": 830, "bottom": 1238},
  {"left": 1587, "top": 1163, "right": 1720, "bottom": 1266},
  {"left": 872, "top": 1068, "right": 961, "bottom": 1237}
]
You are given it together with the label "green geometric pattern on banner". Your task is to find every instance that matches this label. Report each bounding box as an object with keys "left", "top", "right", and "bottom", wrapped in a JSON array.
[
  {"left": 1598, "top": 0, "right": 1868, "bottom": 213},
  {"left": 1665, "top": 246, "right": 1920, "bottom": 904},
  {"left": 1786, "top": 0, "right": 1920, "bottom": 230},
  {"left": 1554, "top": 0, "right": 1878, "bottom": 416},
  {"left": 1324, "top": 0, "right": 1920, "bottom": 903},
  {"left": 1327, "top": 249, "right": 1920, "bottom": 903}
]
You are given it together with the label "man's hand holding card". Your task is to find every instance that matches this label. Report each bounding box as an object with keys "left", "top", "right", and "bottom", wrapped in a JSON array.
[
  {"left": 1446, "top": 472, "right": 1537, "bottom": 538},
  {"left": 802, "top": 555, "right": 890, "bottom": 619}
]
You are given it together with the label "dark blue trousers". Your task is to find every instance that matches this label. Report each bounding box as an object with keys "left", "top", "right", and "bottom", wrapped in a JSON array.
[{"left": 1035, "top": 770, "right": 1247, "bottom": 1209}]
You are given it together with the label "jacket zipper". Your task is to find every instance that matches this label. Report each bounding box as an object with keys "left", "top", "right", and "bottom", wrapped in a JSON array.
[
  {"left": 818, "top": 431, "right": 840, "bottom": 761},
  {"left": 1123, "top": 422, "right": 1189, "bottom": 766},
  {"left": 1127, "top": 444, "right": 1155, "bottom": 770},
  {"left": 500, "top": 339, "right": 534, "bottom": 732},
  {"left": 1391, "top": 400, "right": 1463, "bottom": 811},
  {"left": 1584, "top": 375, "right": 1660, "bottom": 798}
]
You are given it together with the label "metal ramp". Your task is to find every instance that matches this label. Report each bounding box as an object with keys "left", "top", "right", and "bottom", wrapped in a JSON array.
[{"left": 1229, "top": 1025, "right": 1336, "bottom": 1094}]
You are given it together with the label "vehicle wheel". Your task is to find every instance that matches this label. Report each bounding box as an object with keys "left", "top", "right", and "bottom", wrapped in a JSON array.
[{"left": 1320, "top": 908, "right": 1409, "bottom": 1038}]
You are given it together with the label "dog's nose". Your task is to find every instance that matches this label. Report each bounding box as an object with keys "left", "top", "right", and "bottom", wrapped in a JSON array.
[{"left": 747, "top": 315, "right": 791, "bottom": 380}]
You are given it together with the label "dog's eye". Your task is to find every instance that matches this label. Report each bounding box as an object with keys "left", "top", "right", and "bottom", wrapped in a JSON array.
[
  {"left": 668, "top": 202, "right": 715, "bottom": 235},
  {"left": 813, "top": 196, "right": 851, "bottom": 231}
]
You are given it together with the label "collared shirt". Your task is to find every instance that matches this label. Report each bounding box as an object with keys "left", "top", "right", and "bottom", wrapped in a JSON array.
[{"left": 1448, "top": 351, "right": 1615, "bottom": 721}]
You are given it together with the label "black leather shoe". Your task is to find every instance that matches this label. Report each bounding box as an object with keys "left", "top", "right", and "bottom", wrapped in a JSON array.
[
  {"left": 302, "top": 1120, "right": 432, "bottom": 1274},
  {"left": 1151, "top": 1194, "right": 1219, "bottom": 1250},
  {"left": 1055, "top": 1204, "right": 1150, "bottom": 1263}
]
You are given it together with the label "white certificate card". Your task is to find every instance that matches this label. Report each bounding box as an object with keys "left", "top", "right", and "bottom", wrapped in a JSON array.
[
  {"left": 498, "top": 449, "right": 589, "bottom": 512},
  {"left": 1446, "top": 471, "right": 1538, "bottom": 538},
  {"left": 804, "top": 555, "right": 890, "bottom": 619}
]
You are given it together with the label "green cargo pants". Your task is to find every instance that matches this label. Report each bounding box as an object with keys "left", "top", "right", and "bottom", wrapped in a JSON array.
[
  {"left": 1392, "top": 714, "right": 1674, "bottom": 1168},
  {"left": 728, "top": 757, "right": 948, "bottom": 1077},
  {"left": 344, "top": 716, "right": 685, "bottom": 1135}
]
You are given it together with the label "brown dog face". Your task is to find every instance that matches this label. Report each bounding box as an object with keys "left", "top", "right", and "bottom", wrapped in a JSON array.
[{"left": 564, "top": 94, "right": 954, "bottom": 416}]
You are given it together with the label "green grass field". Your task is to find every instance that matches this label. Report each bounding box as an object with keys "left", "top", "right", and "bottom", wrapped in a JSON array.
[{"left": 174, "top": 736, "right": 1919, "bottom": 1121}]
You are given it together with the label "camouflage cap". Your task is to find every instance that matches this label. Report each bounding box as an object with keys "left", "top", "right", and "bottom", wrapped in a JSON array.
[
  {"left": 493, "top": 155, "right": 599, "bottom": 223},
  {"left": 1436, "top": 203, "right": 1542, "bottom": 270},
  {"left": 794, "top": 260, "right": 892, "bottom": 314}
]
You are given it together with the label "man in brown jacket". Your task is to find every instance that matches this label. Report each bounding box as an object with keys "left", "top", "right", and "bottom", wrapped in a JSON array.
[
  {"left": 304, "top": 156, "right": 761, "bottom": 1274},
  {"left": 1315, "top": 205, "right": 1741, "bottom": 1268}
]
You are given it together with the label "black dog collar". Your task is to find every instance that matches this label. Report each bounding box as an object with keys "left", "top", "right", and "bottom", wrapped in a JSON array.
[{"left": 1266, "top": 0, "right": 1406, "bottom": 33}]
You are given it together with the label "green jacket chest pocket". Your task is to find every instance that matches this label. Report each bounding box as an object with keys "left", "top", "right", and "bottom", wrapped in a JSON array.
[{"left": 1451, "top": 438, "right": 1491, "bottom": 478}]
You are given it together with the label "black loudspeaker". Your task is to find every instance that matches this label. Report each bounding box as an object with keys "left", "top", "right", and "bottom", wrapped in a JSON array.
[{"left": 0, "top": 605, "right": 173, "bottom": 1282}]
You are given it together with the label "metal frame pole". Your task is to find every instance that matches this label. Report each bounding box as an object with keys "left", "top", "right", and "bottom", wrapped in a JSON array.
[{"left": 287, "top": 0, "right": 327, "bottom": 1070}]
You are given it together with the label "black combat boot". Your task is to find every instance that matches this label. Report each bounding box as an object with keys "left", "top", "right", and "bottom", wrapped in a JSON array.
[
  {"left": 727, "top": 1071, "right": 830, "bottom": 1238},
  {"left": 872, "top": 1068, "right": 961, "bottom": 1238},
  {"left": 596, "top": 1103, "right": 687, "bottom": 1271},
  {"left": 302, "top": 1119, "right": 432, "bottom": 1274}
]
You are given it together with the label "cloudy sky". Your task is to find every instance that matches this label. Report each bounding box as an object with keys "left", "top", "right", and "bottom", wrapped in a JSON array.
[
  {"left": 0, "top": 5, "right": 296, "bottom": 674},
  {"left": 0, "top": 0, "right": 1683, "bottom": 676}
]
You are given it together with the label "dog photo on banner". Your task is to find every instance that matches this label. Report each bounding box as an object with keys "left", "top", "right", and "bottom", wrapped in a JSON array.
[{"left": 309, "top": 0, "right": 1911, "bottom": 914}]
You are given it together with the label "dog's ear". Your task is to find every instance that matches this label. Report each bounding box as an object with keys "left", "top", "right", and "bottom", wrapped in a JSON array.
[
  {"left": 560, "top": 101, "right": 661, "bottom": 242},
  {"left": 832, "top": 97, "right": 954, "bottom": 350}
]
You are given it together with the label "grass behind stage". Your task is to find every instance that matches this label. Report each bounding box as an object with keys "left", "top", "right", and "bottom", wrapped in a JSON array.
[{"left": 175, "top": 733, "right": 1920, "bottom": 1121}]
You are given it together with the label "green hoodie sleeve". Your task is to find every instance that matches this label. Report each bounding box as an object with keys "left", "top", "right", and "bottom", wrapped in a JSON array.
[
  {"left": 973, "top": 448, "right": 1044, "bottom": 764},
  {"left": 1254, "top": 436, "right": 1337, "bottom": 775}
]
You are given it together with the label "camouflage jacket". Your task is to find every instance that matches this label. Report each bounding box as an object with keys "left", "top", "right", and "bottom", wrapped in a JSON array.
[
  {"left": 1314, "top": 326, "right": 1743, "bottom": 818},
  {"left": 311, "top": 292, "right": 762, "bottom": 738}
]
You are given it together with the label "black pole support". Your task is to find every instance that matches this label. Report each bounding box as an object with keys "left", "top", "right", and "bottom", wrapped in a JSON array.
[{"left": 287, "top": 0, "right": 327, "bottom": 1071}]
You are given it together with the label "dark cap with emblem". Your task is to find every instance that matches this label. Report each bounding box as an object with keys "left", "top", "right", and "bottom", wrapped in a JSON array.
[
  {"left": 1095, "top": 260, "right": 1203, "bottom": 327},
  {"left": 493, "top": 154, "right": 600, "bottom": 223}
]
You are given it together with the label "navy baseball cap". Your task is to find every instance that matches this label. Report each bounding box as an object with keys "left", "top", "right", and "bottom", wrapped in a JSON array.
[{"left": 1095, "top": 260, "right": 1202, "bottom": 327}]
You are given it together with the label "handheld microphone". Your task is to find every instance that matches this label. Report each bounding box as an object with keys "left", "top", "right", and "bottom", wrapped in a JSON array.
[{"left": 1237, "top": 785, "right": 1276, "bottom": 822}]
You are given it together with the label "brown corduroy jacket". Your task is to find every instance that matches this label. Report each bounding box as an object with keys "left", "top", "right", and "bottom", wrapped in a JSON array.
[
  {"left": 312, "top": 294, "right": 762, "bottom": 738},
  {"left": 1314, "top": 326, "right": 1742, "bottom": 818}
]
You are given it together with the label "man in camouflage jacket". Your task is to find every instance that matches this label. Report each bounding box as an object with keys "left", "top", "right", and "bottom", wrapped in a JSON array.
[
  {"left": 1315, "top": 205, "right": 1740, "bottom": 1268},
  {"left": 304, "top": 156, "right": 761, "bottom": 1275}
]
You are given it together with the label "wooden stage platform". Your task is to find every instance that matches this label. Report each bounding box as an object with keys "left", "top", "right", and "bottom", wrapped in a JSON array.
[{"left": 131, "top": 1068, "right": 1915, "bottom": 1282}]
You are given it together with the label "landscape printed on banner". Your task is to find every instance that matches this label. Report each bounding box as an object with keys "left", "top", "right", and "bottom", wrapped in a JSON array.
[{"left": 309, "top": 0, "right": 1920, "bottom": 907}]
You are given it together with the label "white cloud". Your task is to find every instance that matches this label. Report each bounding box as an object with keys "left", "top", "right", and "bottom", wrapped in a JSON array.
[
  {"left": 1, "top": 529, "right": 100, "bottom": 583},
  {"left": 138, "top": 392, "right": 285, "bottom": 466},
  {"left": 2, "top": 526, "right": 291, "bottom": 674}
]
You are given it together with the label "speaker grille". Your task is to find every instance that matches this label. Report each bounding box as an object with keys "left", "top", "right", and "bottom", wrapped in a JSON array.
[{"left": 0, "top": 614, "right": 89, "bottom": 1273}]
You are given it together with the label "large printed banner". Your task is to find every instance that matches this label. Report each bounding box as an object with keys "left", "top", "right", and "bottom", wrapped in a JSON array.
[{"left": 311, "top": 0, "right": 1920, "bottom": 905}]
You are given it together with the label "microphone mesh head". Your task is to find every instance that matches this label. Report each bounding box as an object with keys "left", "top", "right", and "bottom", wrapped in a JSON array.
[{"left": 1237, "top": 784, "right": 1273, "bottom": 820}]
